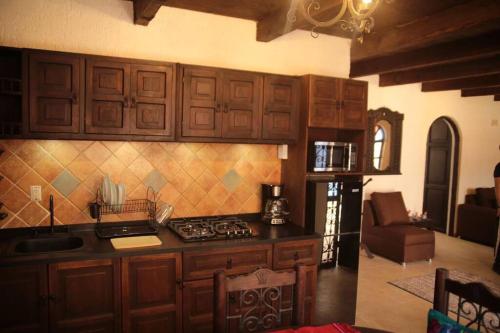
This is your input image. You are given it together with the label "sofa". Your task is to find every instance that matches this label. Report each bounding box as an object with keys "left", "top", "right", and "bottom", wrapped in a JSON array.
[
  {"left": 361, "top": 192, "right": 435, "bottom": 265},
  {"left": 457, "top": 187, "right": 498, "bottom": 247}
]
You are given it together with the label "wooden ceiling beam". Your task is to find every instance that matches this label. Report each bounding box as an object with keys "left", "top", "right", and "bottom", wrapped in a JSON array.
[
  {"left": 350, "top": 31, "right": 500, "bottom": 78},
  {"left": 421, "top": 74, "right": 500, "bottom": 92},
  {"left": 133, "top": 0, "right": 166, "bottom": 26},
  {"left": 256, "top": 0, "right": 343, "bottom": 42},
  {"left": 379, "top": 55, "right": 500, "bottom": 87},
  {"left": 461, "top": 86, "right": 500, "bottom": 97},
  {"left": 351, "top": 0, "right": 500, "bottom": 61}
]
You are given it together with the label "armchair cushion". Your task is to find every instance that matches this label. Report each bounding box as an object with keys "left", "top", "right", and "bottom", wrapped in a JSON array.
[
  {"left": 371, "top": 192, "right": 409, "bottom": 226},
  {"left": 476, "top": 187, "right": 496, "bottom": 209}
]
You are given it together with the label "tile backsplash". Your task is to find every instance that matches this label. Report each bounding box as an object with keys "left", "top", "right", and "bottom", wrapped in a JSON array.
[{"left": 0, "top": 140, "right": 281, "bottom": 228}]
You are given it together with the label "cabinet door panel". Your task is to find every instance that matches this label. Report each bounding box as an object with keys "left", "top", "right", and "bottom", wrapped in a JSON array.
[
  {"left": 308, "top": 76, "right": 340, "bottom": 128},
  {"left": 86, "top": 59, "right": 130, "bottom": 134},
  {"left": 263, "top": 75, "right": 299, "bottom": 140},
  {"left": 340, "top": 80, "right": 367, "bottom": 130},
  {"left": 222, "top": 71, "right": 262, "bottom": 139},
  {"left": 29, "top": 53, "right": 82, "bottom": 133},
  {"left": 0, "top": 265, "right": 48, "bottom": 333},
  {"left": 49, "top": 259, "right": 120, "bottom": 333},
  {"left": 130, "top": 64, "right": 174, "bottom": 137},
  {"left": 122, "top": 253, "right": 181, "bottom": 333},
  {"left": 182, "top": 67, "right": 221, "bottom": 138},
  {"left": 183, "top": 279, "right": 214, "bottom": 333},
  {"left": 273, "top": 239, "right": 320, "bottom": 270}
]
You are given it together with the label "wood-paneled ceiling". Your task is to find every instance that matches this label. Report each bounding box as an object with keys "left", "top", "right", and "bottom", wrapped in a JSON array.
[{"left": 130, "top": 0, "right": 500, "bottom": 101}]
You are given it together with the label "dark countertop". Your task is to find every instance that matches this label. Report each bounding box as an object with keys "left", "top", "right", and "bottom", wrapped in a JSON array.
[{"left": 0, "top": 219, "right": 321, "bottom": 267}]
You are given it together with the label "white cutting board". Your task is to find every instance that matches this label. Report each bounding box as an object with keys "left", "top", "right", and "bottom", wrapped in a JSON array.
[{"left": 110, "top": 236, "right": 162, "bottom": 249}]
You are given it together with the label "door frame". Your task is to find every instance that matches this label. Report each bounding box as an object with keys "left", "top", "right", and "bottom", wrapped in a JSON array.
[{"left": 423, "top": 116, "right": 460, "bottom": 235}]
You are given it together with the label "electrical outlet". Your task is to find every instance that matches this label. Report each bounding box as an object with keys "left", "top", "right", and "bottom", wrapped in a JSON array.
[{"left": 30, "top": 185, "right": 42, "bottom": 201}]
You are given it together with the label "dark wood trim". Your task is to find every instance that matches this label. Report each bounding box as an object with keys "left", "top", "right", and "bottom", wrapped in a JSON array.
[
  {"left": 494, "top": 94, "right": 500, "bottom": 101},
  {"left": 379, "top": 55, "right": 500, "bottom": 87},
  {"left": 350, "top": 30, "right": 500, "bottom": 78},
  {"left": 461, "top": 86, "right": 500, "bottom": 97},
  {"left": 132, "top": 0, "right": 166, "bottom": 25},
  {"left": 421, "top": 74, "right": 500, "bottom": 92},
  {"left": 351, "top": 0, "right": 500, "bottom": 61}
]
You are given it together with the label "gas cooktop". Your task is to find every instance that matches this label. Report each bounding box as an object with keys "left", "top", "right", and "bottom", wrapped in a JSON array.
[{"left": 168, "top": 216, "right": 255, "bottom": 242}]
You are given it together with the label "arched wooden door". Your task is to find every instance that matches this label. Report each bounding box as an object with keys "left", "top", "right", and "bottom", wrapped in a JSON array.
[{"left": 423, "top": 117, "right": 459, "bottom": 234}]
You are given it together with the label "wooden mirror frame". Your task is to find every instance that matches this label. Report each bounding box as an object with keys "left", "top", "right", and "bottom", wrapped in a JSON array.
[{"left": 365, "top": 107, "right": 404, "bottom": 175}]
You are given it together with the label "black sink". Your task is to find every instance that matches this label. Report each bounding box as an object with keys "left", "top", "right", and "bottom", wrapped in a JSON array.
[{"left": 14, "top": 236, "right": 84, "bottom": 253}]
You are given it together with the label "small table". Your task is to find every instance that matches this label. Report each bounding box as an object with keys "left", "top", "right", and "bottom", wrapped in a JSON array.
[{"left": 410, "top": 217, "right": 434, "bottom": 230}]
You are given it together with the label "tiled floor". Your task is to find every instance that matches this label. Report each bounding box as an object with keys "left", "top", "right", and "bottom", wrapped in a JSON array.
[{"left": 355, "top": 232, "right": 500, "bottom": 332}]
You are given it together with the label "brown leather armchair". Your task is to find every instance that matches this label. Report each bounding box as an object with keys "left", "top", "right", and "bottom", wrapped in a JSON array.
[
  {"left": 362, "top": 192, "right": 435, "bottom": 265},
  {"left": 457, "top": 188, "right": 498, "bottom": 247}
]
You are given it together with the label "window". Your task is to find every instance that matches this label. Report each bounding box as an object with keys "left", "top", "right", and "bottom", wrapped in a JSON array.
[{"left": 373, "top": 125, "right": 385, "bottom": 169}]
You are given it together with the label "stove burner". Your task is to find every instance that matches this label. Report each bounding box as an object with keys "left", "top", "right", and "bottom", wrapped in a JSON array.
[{"left": 168, "top": 216, "right": 254, "bottom": 242}]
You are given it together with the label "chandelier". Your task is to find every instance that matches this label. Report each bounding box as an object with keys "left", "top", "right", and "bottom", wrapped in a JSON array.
[{"left": 287, "top": 0, "right": 390, "bottom": 43}]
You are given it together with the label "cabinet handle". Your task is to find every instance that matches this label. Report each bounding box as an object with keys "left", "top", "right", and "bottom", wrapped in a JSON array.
[
  {"left": 176, "top": 279, "right": 183, "bottom": 290},
  {"left": 294, "top": 252, "right": 300, "bottom": 261},
  {"left": 226, "top": 257, "right": 233, "bottom": 269},
  {"left": 223, "top": 103, "right": 229, "bottom": 113},
  {"left": 124, "top": 96, "right": 129, "bottom": 108},
  {"left": 131, "top": 96, "right": 136, "bottom": 108},
  {"left": 216, "top": 103, "right": 221, "bottom": 113},
  {"left": 71, "top": 92, "right": 78, "bottom": 104}
]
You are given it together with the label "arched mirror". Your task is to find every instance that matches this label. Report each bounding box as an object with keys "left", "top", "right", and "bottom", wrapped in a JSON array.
[{"left": 365, "top": 107, "right": 404, "bottom": 175}]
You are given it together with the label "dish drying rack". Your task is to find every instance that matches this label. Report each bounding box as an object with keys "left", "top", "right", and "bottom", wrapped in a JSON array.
[{"left": 90, "top": 187, "right": 159, "bottom": 239}]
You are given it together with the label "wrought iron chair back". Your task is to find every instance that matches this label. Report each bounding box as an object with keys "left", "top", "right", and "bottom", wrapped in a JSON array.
[
  {"left": 214, "top": 265, "right": 307, "bottom": 333},
  {"left": 433, "top": 268, "right": 500, "bottom": 332}
]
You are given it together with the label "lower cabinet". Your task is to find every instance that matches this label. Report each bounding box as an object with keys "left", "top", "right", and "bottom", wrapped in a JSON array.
[
  {"left": 122, "top": 253, "right": 182, "bottom": 333},
  {"left": 183, "top": 279, "right": 214, "bottom": 333}
]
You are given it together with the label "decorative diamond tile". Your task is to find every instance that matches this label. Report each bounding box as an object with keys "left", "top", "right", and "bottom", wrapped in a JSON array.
[
  {"left": 50, "top": 141, "right": 80, "bottom": 166},
  {"left": 118, "top": 168, "right": 141, "bottom": 195},
  {"left": 172, "top": 199, "right": 195, "bottom": 218},
  {"left": 102, "top": 141, "right": 124, "bottom": 152},
  {"left": 37, "top": 140, "right": 62, "bottom": 153},
  {"left": 159, "top": 184, "right": 181, "bottom": 205},
  {"left": 40, "top": 185, "right": 65, "bottom": 211},
  {"left": 168, "top": 168, "right": 193, "bottom": 194},
  {"left": 18, "top": 201, "right": 48, "bottom": 226},
  {"left": 83, "top": 142, "right": 111, "bottom": 166},
  {"left": 114, "top": 142, "right": 139, "bottom": 165},
  {"left": 142, "top": 143, "right": 169, "bottom": 169},
  {"left": 0, "top": 155, "right": 29, "bottom": 183},
  {"left": 156, "top": 157, "right": 181, "bottom": 182},
  {"left": 17, "top": 141, "right": 48, "bottom": 166},
  {"left": 1, "top": 186, "right": 30, "bottom": 213},
  {"left": 55, "top": 199, "right": 82, "bottom": 224},
  {"left": 232, "top": 181, "right": 254, "bottom": 204},
  {"left": 196, "top": 170, "right": 219, "bottom": 193},
  {"left": 33, "top": 156, "right": 64, "bottom": 182},
  {"left": 128, "top": 156, "right": 154, "bottom": 180},
  {"left": 129, "top": 141, "right": 152, "bottom": 153},
  {"left": 240, "top": 193, "right": 260, "bottom": 213},
  {"left": 217, "top": 194, "right": 242, "bottom": 215},
  {"left": 159, "top": 142, "right": 179, "bottom": 153},
  {"left": 195, "top": 144, "right": 217, "bottom": 162},
  {"left": 70, "top": 140, "right": 93, "bottom": 152},
  {"left": 1, "top": 140, "right": 25, "bottom": 153},
  {"left": 143, "top": 170, "right": 167, "bottom": 193},
  {"left": 17, "top": 170, "right": 49, "bottom": 195},
  {"left": 68, "top": 184, "right": 95, "bottom": 211},
  {"left": 195, "top": 196, "right": 218, "bottom": 216},
  {"left": 184, "top": 158, "right": 205, "bottom": 179},
  {"left": 99, "top": 156, "right": 126, "bottom": 181},
  {"left": 185, "top": 143, "right": 206, "bottom": 153},
  {"left": 52, "top": 170, "right": 80, "bottom": 197},
  {"left": 182, "top": 182, "right": 207, "bottom": 206},
  {"left": 4, "top": 217, "right": 29, "bottom": 229},
  {"left": 222, "top": 169, "right": 242, "bottom": 192},
  {"left": 0, "top": 176, "right": 14, "bottom": 194},
  {"left": 208, "top": 183, "right": 230, "bottom": 205},
  {"left": 82, "top": 169, "right": 105, "bottom": 194},
  {"left": 67, "top": 155, "right": 97, "bottom": 182}
]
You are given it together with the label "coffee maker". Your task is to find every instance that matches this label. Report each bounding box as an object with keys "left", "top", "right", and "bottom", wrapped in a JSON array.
[{"left": 261, "top": 184, "right": 290, "bottom": 225}]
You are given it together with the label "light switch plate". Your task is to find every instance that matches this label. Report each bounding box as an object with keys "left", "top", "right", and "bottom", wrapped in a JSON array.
[
  {"left": 30, "top": 185, "right": 42, "bottom": 201},
  {"left": 277, "top": 144, "right": 288, "bottom": 159}
]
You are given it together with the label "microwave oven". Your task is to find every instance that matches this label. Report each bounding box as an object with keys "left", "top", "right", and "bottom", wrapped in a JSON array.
[{"left": 310, "top": 141, "right": 357, "bottom": 172}]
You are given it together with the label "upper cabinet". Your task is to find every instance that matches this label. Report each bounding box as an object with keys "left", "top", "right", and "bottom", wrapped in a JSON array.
[
  {"left": 28, "top": 52, "right": 84, "bottom": 133},
  {"left": 180, "top": 65, "right": 299, "bottom": 142},
  {"left": 86, "top": 58, "right": 175, "bottom": 139},
  {"left": 306, "top": 75, "right": 367, "bottom": 130},
  {"left": 263, "top": 75, "right": 300, "bottom": 141}
]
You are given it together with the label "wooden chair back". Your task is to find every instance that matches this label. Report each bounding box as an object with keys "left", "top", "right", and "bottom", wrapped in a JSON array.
[
  {"left": 433, "top": 268, "right": 500, "bottom": 332},
  {"left": 213, "top": 265, "right": 307, "bottom": 333}
]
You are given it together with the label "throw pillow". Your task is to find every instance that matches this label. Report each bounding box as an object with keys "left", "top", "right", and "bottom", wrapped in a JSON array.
[
  {"left": 476, "top": 188, "right": 496, "bottom": 209},
  {"left": 427, "top": 309, "right": 479, "bottom": 333},
  {"left": 371, "top": 192, "right": 409, "bottom": 226}
]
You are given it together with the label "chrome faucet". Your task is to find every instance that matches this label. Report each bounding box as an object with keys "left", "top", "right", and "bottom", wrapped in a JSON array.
[{"left": 49, "top": 194, "right": 54, "bottom": 234}]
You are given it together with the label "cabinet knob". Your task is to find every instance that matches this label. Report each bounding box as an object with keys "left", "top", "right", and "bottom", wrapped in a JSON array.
[
  {"left": 124, "top": 96, "right": 129, "bottom": 108},
  {"left": 176, "top": 279, "right": 183, "bottom": 289},
  {"left": 131, "top": 96, "right": 136, "bottom": 108},
  {"left": 223, "top": 103, "right": 229, "bottom": 113},
  {"left": 226, "top": 257, "right": 233, "bottom": 269}
]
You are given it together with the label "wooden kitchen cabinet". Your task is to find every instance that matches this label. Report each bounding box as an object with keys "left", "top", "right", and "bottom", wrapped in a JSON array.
[
  {"left": 181, "top": 66, "right": 264, "bottom": 140},
  {"left": 122, "top": 253, "right": 182, "bottom": 333},
  {"left": 49, "top": 259, "right": 121, "bottom": 333},
  {"left": 272, "top": 239, "right": 320, "bottom": 270},
  {"left": 262, "top": 75, "right": 300, "bottom": 140},
  {"left": 307, "top": 75, "right": 367, "bottom": 130},
  {"left": 0, "top": 264, "right": 49, "bottom": 333},
  {"left": 85, "top": 58, "right": 175, "bottom": 138},
  {"left": 29, "top": 52, "right": 83, "bottom": 133},
  {"left": 183, "top": 279, "right": 214, "bottom": 333}
]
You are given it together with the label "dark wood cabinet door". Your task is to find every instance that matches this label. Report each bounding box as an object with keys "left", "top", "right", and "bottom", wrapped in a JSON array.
[
  {"left": 262, "top": 75, "right": 299, "bottom": 140},
  {"left": 308, "top": 76, "right": 340, "bottom": 128},
  {"left": 303, "top": 265, "right": 318, "bottom": 325},
  {"left": 273, "top": 239, "right": 320, "bottom": 270},
  {"left": 49, "top": 259, "right": 121, "bottom": 333},
  {"left": 29, "top": 53, "right": 82, "bottom": 133},
  {"left": 339, "top": 79, "right": 367, "bottom": 130},
  {"left": 183, "top": 279, "right": 214, "bottom": 333},
  {"left": 122, "top": 253, "right": 181, "bottom": 333},
  {"left": 0, "top": 265, "right": 48, "bottom": 333},
  {"left": 86, "top": 59, "right": 130, "bottom": 134},
  {"left": 130, "top": 64, "right": 174, "bottom": 137},
  {"left": 182, "top": 66, "right": 222, "bottom": 138},
  {"left": 221, "top": 70, "right": 262, "bottom": 139}
]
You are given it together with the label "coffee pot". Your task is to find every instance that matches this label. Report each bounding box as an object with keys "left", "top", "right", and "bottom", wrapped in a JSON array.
[{"left": 261, "top": 184, "right": 290, "bottom": 225}]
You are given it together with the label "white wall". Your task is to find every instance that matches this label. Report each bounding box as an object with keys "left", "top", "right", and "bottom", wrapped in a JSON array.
[{"left": 0, "top": 0, "right": 499, "bottom": 221}]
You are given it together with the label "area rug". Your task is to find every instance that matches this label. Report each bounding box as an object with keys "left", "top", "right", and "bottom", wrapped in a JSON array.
[{"left": 389, "top": 270, "right": 500, "bottom": 331}]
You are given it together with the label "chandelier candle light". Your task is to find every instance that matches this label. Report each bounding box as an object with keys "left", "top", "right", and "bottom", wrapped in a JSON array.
[{"left": 287, "top": 0, "right": 391, "bottom": 43}]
